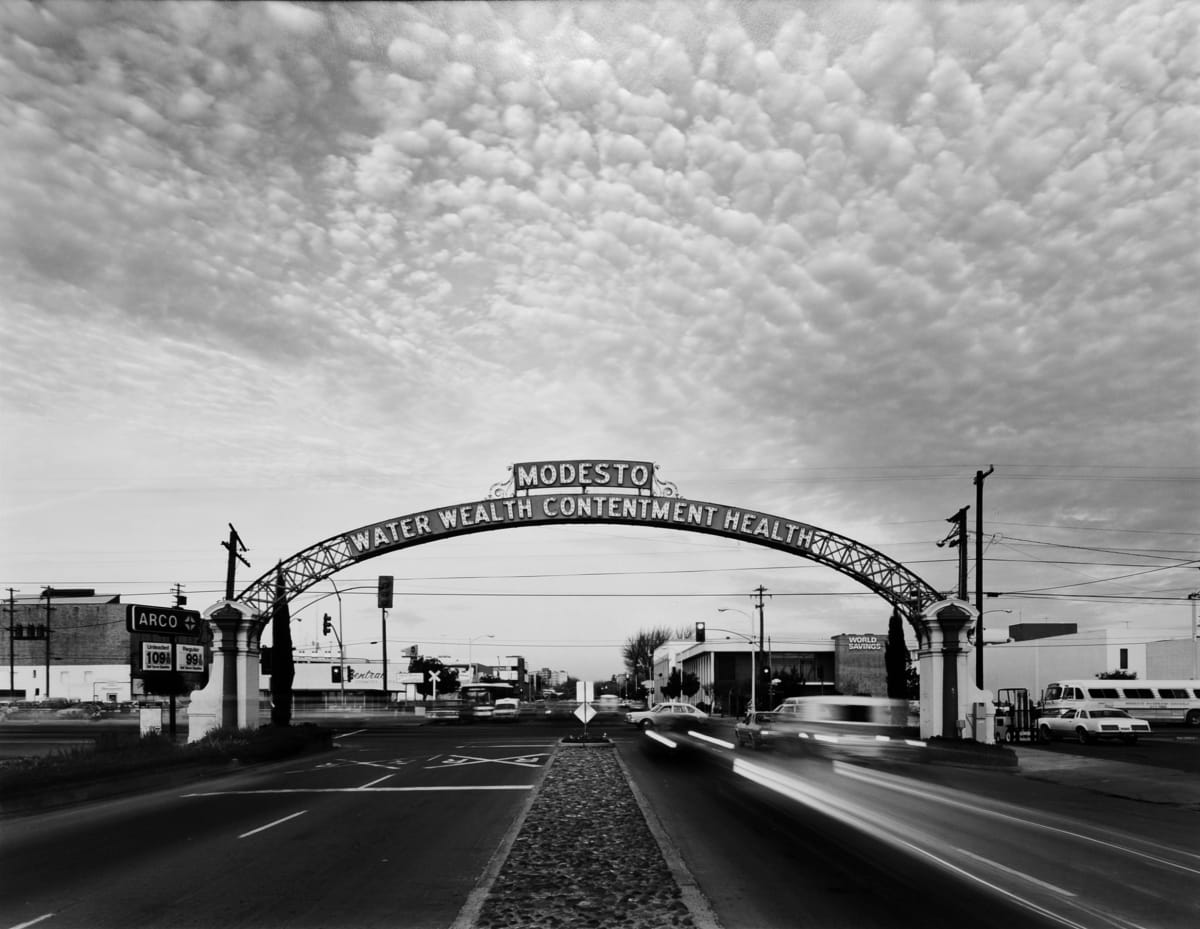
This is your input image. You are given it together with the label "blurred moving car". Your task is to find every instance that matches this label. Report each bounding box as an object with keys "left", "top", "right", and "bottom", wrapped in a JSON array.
[
  {"left": 625, "top": 701, "right": 709, "bottom": 729},
  {"left": 734, "top": 710, "right": 778, "bottom": 749},
  {"left": 493, "top": 698, "right": 520, "bottom": 721},
  {"left": 1037, "top": 707, "right": 1150, "bottom": 744}
]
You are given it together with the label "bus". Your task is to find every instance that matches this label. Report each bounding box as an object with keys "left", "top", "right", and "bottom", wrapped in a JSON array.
[
  {"left": 458, "top": 682, "right": 520, "bottom": 721},
  {"left": 1041, "top": 679, "right": 1200, "bottom": 726}
]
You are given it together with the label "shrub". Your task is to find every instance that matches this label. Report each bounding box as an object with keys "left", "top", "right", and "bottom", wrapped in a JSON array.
[{"left": 0, "top": 724, "right": 332, "bottom": 796}]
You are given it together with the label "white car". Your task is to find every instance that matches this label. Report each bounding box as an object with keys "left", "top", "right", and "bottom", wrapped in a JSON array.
[
  {"left": 1038, "top": 708, "right": 1151, "bottom": 744},
  {"left": 624, "top": 701, "right": 709, "bottom": 729},
  {"left": 493, "top": 698, "right": 520, "bottom": 721}
]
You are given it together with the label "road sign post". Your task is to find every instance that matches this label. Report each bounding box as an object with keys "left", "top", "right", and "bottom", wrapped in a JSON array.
[{"left": 574, "top": 681, "right": 596, "bottom": 733}]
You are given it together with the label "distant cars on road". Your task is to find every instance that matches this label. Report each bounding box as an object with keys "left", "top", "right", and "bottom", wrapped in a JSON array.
[
  {"left": 1038, "top": 708, "right": 1151, "bottom": 744},
  {"left": 625, "top": 702, "right": 709, "bottom": 730}
]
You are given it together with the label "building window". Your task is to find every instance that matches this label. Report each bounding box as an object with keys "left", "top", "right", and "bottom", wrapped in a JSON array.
[{"left": 1119, "top": 648, "right": 1128, "bottom": 670}]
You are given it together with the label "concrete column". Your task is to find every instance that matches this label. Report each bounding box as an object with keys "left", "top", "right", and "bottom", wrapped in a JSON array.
[
  {"left": 916, "top": 599, "right": 978, "bottom": 740},
  {"left": 187, "top": 601, "right": 265, "bottom": 742}
]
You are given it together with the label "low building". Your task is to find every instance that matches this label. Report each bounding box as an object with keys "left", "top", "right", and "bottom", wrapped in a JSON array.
[
  {"left": 4, "top": 590, "right": 131, "bottom": 702},
  {"left": 983, "top": 625, "right": 1196, "bottom": 701}
]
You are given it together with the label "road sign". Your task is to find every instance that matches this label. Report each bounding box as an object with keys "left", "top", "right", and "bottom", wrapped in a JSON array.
[
  {"left": 141, "top": 641, "right": 173, "bottom": 671},
  {"left": 574, "top": 680, "right": 596, "bottom": 724},
  {"left": 574, "top": 703, "right": 596, "bottom": 724},
  {"left": 126, "top": 604, "right": 203, "bottom": 637},
  {"left": 176, "top": 643, "right": 205, "bottom": 674}
]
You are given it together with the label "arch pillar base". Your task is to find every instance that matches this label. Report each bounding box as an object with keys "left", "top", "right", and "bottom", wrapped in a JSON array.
[
  {"left": 916, "top": 599, "right": 993, "bottom": 742},
  {"left": 187, "top": 601, "right": 266, "bottom": 742}
]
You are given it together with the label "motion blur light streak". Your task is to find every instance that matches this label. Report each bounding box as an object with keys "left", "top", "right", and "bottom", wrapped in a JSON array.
[
  {"left": 687, "top": 730, "right": 735, "bottom": 750},
  {"left": 732, "top": 757, "right": 1100, "bottom": 929},
  {"left": 832, "top": 762, "right": 1200, "bottom": 876},
  {"left": 644, "top": 730, "right": 678, "bottom": 749}
]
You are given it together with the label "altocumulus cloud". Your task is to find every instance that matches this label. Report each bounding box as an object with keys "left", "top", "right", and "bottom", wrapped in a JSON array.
[{"left": 0, "top": 0, "right": 1196, "bottom": 513}]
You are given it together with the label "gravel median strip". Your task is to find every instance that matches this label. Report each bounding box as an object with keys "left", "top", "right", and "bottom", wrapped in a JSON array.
[{"left": 455, "top": 741, "right": 720, "bottom": 929}]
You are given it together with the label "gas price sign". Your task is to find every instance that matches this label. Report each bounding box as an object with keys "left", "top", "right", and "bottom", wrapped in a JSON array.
[
  {"left": 176, "top": 643, "right": 205, "bottom": 673},
  {"left": 141, "top": 641, "right": 174, "bottom": 672}
]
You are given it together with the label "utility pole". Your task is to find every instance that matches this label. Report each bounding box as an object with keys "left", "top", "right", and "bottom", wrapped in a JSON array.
[
  {"left": 1189, "top": 569, "right": 1200, "bottom": 679},
  {"left": 221, "top": 524, "right": 250, "bottom": 601},
  {"left": 6, "top": 590, "right": 15, "bottom": 700},
  {"left": 752, "top": 585, "right": 771, "bottom": 710},
  {"left": 42, "top": 588, "right": 53, "bottom": 700},
  {"left": 172, "top": 583, "right": 187, "bottom": 607},
  {"left": 937, "top": 506, "right": 970, "bottom": 600},
  {"left": 974, "top": 466, "right": 994, "bottom": 689}
]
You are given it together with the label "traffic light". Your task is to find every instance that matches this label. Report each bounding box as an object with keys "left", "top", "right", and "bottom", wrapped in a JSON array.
[
  {"left": 331, "top": 666, "right": 342, "bottom": 683},
  {"left": 347, "top": 667, "right": 357, "bottom": 682},
  {"left": 260, "top": 646, "right": 273, "bottom": 675},
  {"left": 695, "top": 621, "right": 706, "bottom": 643},
  {"left": 378, "top": 575, "right": 394, "bottom": 609},
  {"left": 323, "top": 613, "right": 333, "bottom": 636}
]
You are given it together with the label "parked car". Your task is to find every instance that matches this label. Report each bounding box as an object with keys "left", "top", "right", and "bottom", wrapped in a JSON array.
[
  {"left": 493, "top": 698, "right": 520, "bottom": 721},
  {"left": 1037, "top": 707, "right": 1150, "bottom": 744},
  {"left": 734, "top": 710, "right": 778, "bottom": 749},
  {"left": 625, "top": 701, "right": 709, "bottom": 729}
]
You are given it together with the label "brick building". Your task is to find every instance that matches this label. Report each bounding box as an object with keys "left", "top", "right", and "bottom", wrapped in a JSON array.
[{"left": 4, "top": 590, "right": 132, "bottom": 702}]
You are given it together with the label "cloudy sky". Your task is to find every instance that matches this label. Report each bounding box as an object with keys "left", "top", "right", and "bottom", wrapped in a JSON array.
[{"left": 1, "top": 0, "right": 1197, "bottom": 683}]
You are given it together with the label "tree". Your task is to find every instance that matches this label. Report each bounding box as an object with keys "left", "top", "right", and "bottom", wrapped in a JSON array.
[
  {"left": 662, "top": 668, "right": 683, "bottom": 699},
  {"left": 885, "top": 610, "right": 909, "bottom": 700},
  {"left": 269, "top": 564, "right": 295, "bottom": 727},
  {"left": 661, "top": 668, "right": 701, "bottom": 701},
  {"left": 1096, "top": 669, "right": 1138, "bottom": 679},
  {"left": 409, "top": 655, "right": 460, "bottom": 697},
  {"left": 622, "top": 625, "right": 675, "bottom": 689}
]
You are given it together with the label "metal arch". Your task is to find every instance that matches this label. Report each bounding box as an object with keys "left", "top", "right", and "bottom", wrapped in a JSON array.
[
  {"left": 237, "top": 532, "right": 360, "bottom": 621},
  {"left": 235, "top": 501, "right": 942, "bottom": 634}
]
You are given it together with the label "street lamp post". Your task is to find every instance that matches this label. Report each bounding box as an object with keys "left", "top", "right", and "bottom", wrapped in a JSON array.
[
  {"left": 467, "top": 634, "right": 494, "bottom": 682},
  {"left": 1189, "top": 588, "right": 1200, "bottom": 679},
  {"left": 718, "top": 607, "right": 756, "bottom": 713}
]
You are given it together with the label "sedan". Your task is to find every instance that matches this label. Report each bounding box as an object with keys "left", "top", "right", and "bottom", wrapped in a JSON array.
[
  {"left": 734, "top": 710, "right": 778, "bottom": 749},
  {"left": 1038, "top": 708, "right": 1151, "bottom": 744},
  {"left": 625, "top": 701, "right": 709, "bottom": 729}
]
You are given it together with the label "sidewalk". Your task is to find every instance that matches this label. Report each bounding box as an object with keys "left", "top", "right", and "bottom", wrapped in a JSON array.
[{"left": 1007, "top": 743, "right": 1200, "bottom": 809}]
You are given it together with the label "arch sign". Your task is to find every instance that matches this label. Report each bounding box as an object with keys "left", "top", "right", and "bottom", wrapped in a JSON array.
[
  {"left": 236, "top": 459, "right": 941, "bottom": 630},
  {"left": 193, "top": 458, "right": 986, "bottom": 745}
]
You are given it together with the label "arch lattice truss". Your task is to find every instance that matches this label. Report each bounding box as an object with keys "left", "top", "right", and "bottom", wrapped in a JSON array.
[{"left": 237, "top": 488, "right": 942, "bottom": 629}]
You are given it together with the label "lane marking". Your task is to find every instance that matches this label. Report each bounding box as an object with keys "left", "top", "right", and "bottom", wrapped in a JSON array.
[
  {"left": 833, "top": 762, "right": 1200, "bottom": 874},
  {"left": 315, "top": 757, "right": 411, "bottom": 772},
  {"left": 734, "top": 758, "right": 1099, "bottom": 929},
  {"left": 357, "top": 774, "right": 395, "bottom": 789},
  {"left": 954, "top": 846, "right": 1076, "bottom": 897},
  {"left": 184, "top": 786, "right": 533, "bottom": 797},
  {"left": 426, "top": 752, "right": 549, "bottom": 769},
  {"left": 333, "top": 729, "right": 367, "bottom": 739},
  {"left": 238, "top": 810, "right": 307, "bottom": 839},
  {"left": 9, "top": 914, "right": 56, "bottom": 929}
]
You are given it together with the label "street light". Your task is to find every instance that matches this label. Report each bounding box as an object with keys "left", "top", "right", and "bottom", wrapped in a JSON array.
[
  {"left": 718, "top": 607, "right": 757, "bottom": 712},
  {"left": 976, "top": 609, "right": 1012, "bottom": 647},
  {"left": 467, "top": 634, "right": 494, "bottom": 681}
]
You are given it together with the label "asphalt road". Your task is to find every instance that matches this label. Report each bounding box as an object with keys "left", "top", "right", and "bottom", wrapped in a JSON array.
[
  {"left": 2, "top": 719, "right": 1197, "bottom": 929},
  {"left": 626, "top": 722, "right": 1200, "bottom": 929},
  {"left": 0, "top": 727, "right": 556, "bottom": 929}
]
